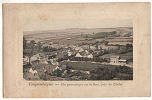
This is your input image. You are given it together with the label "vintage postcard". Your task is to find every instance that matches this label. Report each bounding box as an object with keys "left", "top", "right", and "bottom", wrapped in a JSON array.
[{"left": 3, "top": 3, "right": 151, "bottom": 97}]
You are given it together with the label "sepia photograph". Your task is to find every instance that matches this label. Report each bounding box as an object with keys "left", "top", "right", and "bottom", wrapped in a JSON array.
[
  {"left": 3, "top": 3, "right": 151, "bottom": 97},
  {"left": 23, "top": 19, "right": 133, "bottom": 81}
]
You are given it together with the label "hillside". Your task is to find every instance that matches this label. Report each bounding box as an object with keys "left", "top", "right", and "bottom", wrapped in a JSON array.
[{"left": 23, "top": 27, "right": 133, "bottom": 42}]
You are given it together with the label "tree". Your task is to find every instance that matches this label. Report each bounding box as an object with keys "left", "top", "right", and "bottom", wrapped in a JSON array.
[
  {"left": 43, "top": 46, "right": 49, "bottom": 52},
  {"left": 23, "top": 37, "right": 27, "bottom": 49},
  {"left": 95, "top": 41, "right": 99, "bottom": 50},
  {"left": 85, "top": 35, "right": 88, "bottom": 39},
  {"left": 90, "top": 67, "right": 116, "bottom": 80},
  {"left": 37, "top": 42, "right": 42, "bottom": 52},
  {"left": 117, "top": 46, "right": 127, "bottom": 54},
  {"left": 23, "top": 37, "right": 27, "bottom": 56},
  {"left": 52, "top": 69, "right": 63, "bottom": 77},
  {"left": 126, "top": 44, "right": 133, "bottom": 52},
  {"left": 111, "top": 31, "right": 116, "bottom": 35},
  {"left": 81, "top": 33, "right": 83, "bottom": 37},
  {"left": 30, "top": 40, "right": 36, "bottom": 46},
  {"left": 27, "top": 40, "right": 36, "bottom": 64}
]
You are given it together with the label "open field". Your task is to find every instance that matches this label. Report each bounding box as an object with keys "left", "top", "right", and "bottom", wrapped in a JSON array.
[
  {"left": 119, "top": 51, "right": 133, "bottom": 60},
  {"left": 99, "top": 51, "right": 133, "bottom": 60},
  {"left": 60, "top": 61, "right": 120, "bottom": 71},
  {"left": 24, "top": 27, "right": 133, "bottom": 44},
  {"left": 60, "top": 61, "right": 133, "bottom": 80}
]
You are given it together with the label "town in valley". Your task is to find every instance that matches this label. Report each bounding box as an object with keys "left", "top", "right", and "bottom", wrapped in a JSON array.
[{"left": 23, "top": 27, "right": 133, "bottom": 80}]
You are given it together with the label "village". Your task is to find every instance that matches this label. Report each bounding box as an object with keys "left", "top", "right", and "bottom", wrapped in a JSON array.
[{"left": 23, "top": 29, "right": 133, "bottom": 80}]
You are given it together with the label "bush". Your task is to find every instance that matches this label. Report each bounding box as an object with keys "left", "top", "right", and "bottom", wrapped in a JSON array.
[
  {"left": 90, "top": 67, "right": 116, "bottom": 80},
  {"left": 115, "top": 66, "right": 133, "bottom": 74},
  {"left": 116, "top": 73, "right": 133, "bottom": 80},
  {"left": 52, "top": 69, "right": 63, "bottom": 77}
]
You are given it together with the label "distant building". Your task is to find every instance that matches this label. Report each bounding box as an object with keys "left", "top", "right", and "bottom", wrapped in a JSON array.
[
  {"left": 75, "top": 47, "right": 84, "bottom": 52},
  {"left": 99, "top": 44, "right": 119, "bottom": 51},
  {"left": 75, "top": 50, "right": 93, "bottom": 58},
  {"left": 71, "top": 70, "right": 90, "bottom": 74},
  {"left": 90, "top": 46, "right": 96, "bottom": 51},
  {"left": 51, "top": 61, "right": 59, "bottom": 66},
  {"left": 30, "top": 53, "right": 45, "bottom": 62},
  {"left": 67, "top": 38, "right": 71, "bottom": 40},
  {"left": 75, "top": 52, "right": 83, "bottom": 58},
  {"left": 42, "top": 43, "right": 52, "bottom": 48},
  {"left": 29, "top": 68, "right": 38, "bottom": 76},
  {"left": 68, "top": 51, "right": 72, "bottom": 56},
  {"left": 110, "top": 56, "right": 120, "bottom": 64},
  {"left": 119, "top": 59, "right": 127, "bottom": 65},
  {"left": 57, "top": 51, "right": 68, "bottom": 59},
  {"left": 40, "top": 58, "right": 48, "bottom": 64},
  {"left": 61, "top": 64, "right": 67, "bottom": 70},
  {"left": 54, "top": 66, "right": 62, "bottom": 71},
  {"left": 110, "top": 56, "right": 126, "bottom": 65}
]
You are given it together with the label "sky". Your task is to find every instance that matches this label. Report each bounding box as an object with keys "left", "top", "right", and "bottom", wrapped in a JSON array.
[
  {"left": 23, "top": 4, "right": 133, "bottom": 31},
  {"left": 24, "top": 18, "right": 132, "bottom": 31}
]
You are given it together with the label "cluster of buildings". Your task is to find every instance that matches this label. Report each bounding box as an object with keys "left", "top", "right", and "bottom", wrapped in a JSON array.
[
  {"left": 23, "top": 39, "right": 130, "bottom": 78},
  {"left": 24, "top": 40, "right": 121, "bottom": 64}
]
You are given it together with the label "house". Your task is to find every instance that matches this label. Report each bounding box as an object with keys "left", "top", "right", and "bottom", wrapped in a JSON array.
[
  {"left": 75, "top": 47, "right": 84, "bottom": 52},
  {"left": 68, "top": 51, "right": 72, "bottom": 56},
  {"left": 49, "top": 59, "right": 59, "bottom": 66},
  {"left": 50, "top": 44, "right": 62, "bottom": 49},
  {"left": 110, "top": 56, "right": 120, "bottom": 64},
  {"left": 33, "top": 63, "right": 54, "bottom": 74},
  {"left": 46, "top": 65, "right": 56, "bottom": 74},
  {"left": 92, "top": 50, "right": 103, "bottom": 57},
  {"left": 71, "top": 70, "right": 90, "bottom": 74},
  {"left": 29, "top": 68, "right": 38, "bottom": 76},
  {"left": 45, "top": 52, "right": 57, "bottom": 58},
  {"left": 31, "top": 60, "right": 40, "bottom": 65},
  {"left": 54, "top": 66, "right": 62, "bottom": 71},
  {"left": 90, "top": 46, "right": 96, "bottom": 51},
  {"left": 80, "top": 70, "right": 90, "bottom": 74},
  {"left": 69, "top": 45, "right": 76, "bottom": 49},
  {"left": 110, "top": 55, "right": 126, "bottom": 65},
  {"left": 31, "top": 53, "right": 45, "bottom": 62},
  {"left": 48, "top": 54, "right": 57, "bottom": 59},
  {"left": 40, "top": 58, "right": 48, "bottom": 64},
  {"left": 87, "top": 54, "right": 93, "bottom": 58},
  {"left": 26, "top": 40, "right": 31, "bottom": 44},
  {"left": 75, "top": 52, "right": 83, "bottom": 57},
  {"left": 119, "top": 59, "right": 127, "bottom": 65},
  {"left": 30, "top": 53, "right": 49, "bottom": 64},
  {"left": 30, "top": 54, "right": 41, "bottom": 62},
  {"left": 75, "top": 50, "right": 93, "bottom": 58},
  {"left": 67, "top": 38, "right": 71, "bottom": 40},
  {"left": 81, "top": 45, "right": 96, "bottom": 51},
  {"left": 81, "top": 45, "right": 89, "bottom": 50},
  {"left": 61, "top": 64, "right": 67, "bottom": 70},
  {"left": 23, "top": 56, "right": 29, "bottom": 65},
  {"left": 99, "top": 44, "right": 119, "bottom": 51},
  {"left": 57, "top": 51, "right": 68, "bottom": 59},
  {"left": 42, "top": 43, "right": 52, "bottom": 48}
]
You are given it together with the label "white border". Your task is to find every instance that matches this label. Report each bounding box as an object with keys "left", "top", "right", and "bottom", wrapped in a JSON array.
[{"left": 0, "top": 0, "right": 151, "bottom": 3}]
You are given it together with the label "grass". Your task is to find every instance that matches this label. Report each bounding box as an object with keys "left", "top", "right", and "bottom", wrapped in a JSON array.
[
  {"left": 81, "top": 32, "right": 116, "bottom": 39},
  {"left": 99, "top": 54, "right": 115, "bottom": 58},
  {"left": 60, "top": 61, "right": 119, "bottom": 71},
  {"left": 99, "top": 51, "right": 133, "bottom": 60},
  {"left": 119, "top": 51, "right": 133, "bottom": 60}
]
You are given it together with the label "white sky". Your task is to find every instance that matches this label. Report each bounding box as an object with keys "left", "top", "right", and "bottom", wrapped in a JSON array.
[
  {"left": 23, "top": 4, "right": 133, "bottom": 31},
  {"left": 24, "top": 18, "right": 132, "bottom": 31}
]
